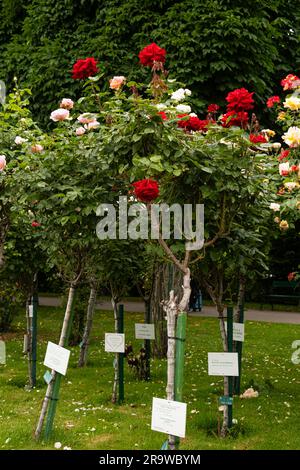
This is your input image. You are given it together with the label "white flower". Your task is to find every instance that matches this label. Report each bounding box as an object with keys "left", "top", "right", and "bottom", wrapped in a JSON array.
[
  {"left": 50, "top": 109, "right": 70, "bottom": 122},
  {"left": 189, "top": 112, "right": 198, "bottom": 117},
  {"left": 54, "top": 442, "right": 62, "bottom": 449},
  {"left": 279, "top": 162, "right": 290, "bottom": 175},
  {"left": 184, "top": 88, "right": 192, "bottom": 96},
  {"left": 272, "top": 142, "right": 281, "bottom": 150},
  {"left": 176, "top": 104, "right": 191, "bottom": 114},
  {"left": 85, "top": 120, "right": 100, "bottom": 130},
  {"left": 63, "top": 446, "right": 72, "bottom": 450},
  {"left": 15, "top": 136, "right": 28, "bottom": 145},
  {"left": 232, "top": 418, "right": 238, "bottom": 424},
  {"left": 283, "top": 126, "right": 300, "bottom": 148},
  {"left": 171, "top": 88, "right": 186, "bottom": 101},
  {"left": 283, "top": 96, "right": 300, "bottom": 111},
  {"left": 270, "top": 203, "right": 281, "bottom": 212},
  {"left": 156, "top": 103, "right": 167, "bottom": 111}
]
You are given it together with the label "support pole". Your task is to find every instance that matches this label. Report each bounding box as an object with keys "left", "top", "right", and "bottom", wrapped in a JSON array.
[
  {"left": 227, "top": 305, "right": 233, "bottom": 428},
  {"left": 234, "top": 304, "right": 244, "bottom": 395},
  {"left": 31, "top": 293, "right": 38, "bottom": 387},
  {"left": 174, "top": 312, "right": 187, "bottom": 449},
  {"left": 117, "top": 304, "right": 124, "bottom": 403},
  {"left": 145, "top": 301, "right": 151, "bottom": 381}
]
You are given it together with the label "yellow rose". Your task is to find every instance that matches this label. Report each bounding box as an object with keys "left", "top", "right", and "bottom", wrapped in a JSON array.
[
  {"left": 279, "top": 220, "right": 289, "bottom": 230},
  {"left": 283, "top": 96, "right": 300, "bottom": 111}
]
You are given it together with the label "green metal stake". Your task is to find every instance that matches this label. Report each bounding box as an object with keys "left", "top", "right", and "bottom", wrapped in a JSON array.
[
  {"left": 44, "top": 290, "right": 76, "bottom": 440},
  {"left": 118, "top": 304, "right": 124, "bottom": 403},
  {"left": 174, "top": 312, "right": 187, "bottom": 449},
  {"left": 227, "top": 305, "right": 233, "bottom": 429},
  {"left": 31, "top": 293, "right": 38, "bottom": 388},
  {"left": 234, "top": 304, "right": 244, "bottom": 395},
  {"left": 145, "top": 301, "right": 151, "bottom": 381}
]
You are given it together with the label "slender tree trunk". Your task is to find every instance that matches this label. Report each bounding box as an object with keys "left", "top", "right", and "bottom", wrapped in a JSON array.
[
  {"left": 78, "top": 285, "right": 97, "bottom": 367},
  {"left": 234, "top": 274, "right": 246, "bottom": 322},
  {"left": 111, "top": 297, "right": 119, "bottom": 404},
  {"left": 35, "top": 285, "right": 76, "bottom": 440},
  {"left": 216, "top": 302, "right": 229, "bottom": 438}
]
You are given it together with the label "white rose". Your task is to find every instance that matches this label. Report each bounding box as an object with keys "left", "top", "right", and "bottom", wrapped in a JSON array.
[
  {"left": 189, "top": 113, "right": 198, "bottom": 117},
  {"left": 283, "top": 126, "right": 300, "bottom": 148},
  {"left": 15, "top": 136, "right": 27, "bottom": 145},
  {"left": 283, "top": 96, "right": 300, "bottom": 111},
  {"left": 269, "top": 203, "right": 281, "bottom": 211},
  {"left": 156, "top": 103, "right": 167, "bottom": 111},
  {"left": 184, "top": 88, "right": 192, "bottom": 96},
  {"left": 171, "top": 88, "right": 186, "bottom": 101},
  {"left": 279, "top": 162, "right": 290, "bottom": 175},
  {"left": 176, "top": 104, "right": 191, "bottom": 114},
  {"left": 54, "top": 442, "right": 62, "bottom": 449}
]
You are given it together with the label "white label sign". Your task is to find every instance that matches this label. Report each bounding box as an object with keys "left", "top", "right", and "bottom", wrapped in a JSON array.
[
  {"left": 135, "top": 323, "right": 155, "bottom": 340},
  {"left": 208, "top": 352, "right": 239, "bottom": 376},
  {"left": 0, "top": 340, "right": 6, "bottom": 364},
  {"left": 225, "top": 322, "right": 245, "bottom": 342},
  {"left": 28, "top": 305, "right": 34, "bottom": 318},
  {"left": 44, "top": 341, "right": 70, "bottom": 376},
  {"left": 151, "top": 398, "right": 187, "bottom": 438},
  {"left": 105, "top": 333, "right": 125, "bottom": 353}
]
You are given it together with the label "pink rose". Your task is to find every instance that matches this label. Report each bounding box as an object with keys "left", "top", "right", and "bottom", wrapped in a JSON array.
[
  {"left": 31, "top": 144, "right": 43, "bottom": 153},
  {"left": 0, "top": 155, "right": 6, "bottom": 171},
  {"left": 77, "top": 113, "right": 97, "bottom": 124},
  {"left": 60, "top": 98, "right": 74, "bottom": 110},
  {"left": 76, "top": 127, "right": 86, "bottom": 136},
  {"left": 109, "top": 76, "right": 126, "bottom": 90},
  {"left": 85, "top": 120, "right": 100, "bottom": 130},
  {"left": 50, "top": 108, "right": 70, "bottom": 122}
]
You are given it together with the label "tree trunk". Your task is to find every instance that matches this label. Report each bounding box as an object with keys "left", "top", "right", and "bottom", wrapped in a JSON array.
[
  {"left": 78, "top": 285, "right": 97, "bottom": 367},
  {"left": 35, "top": 285, "right": 76, "bottom": 440},
  {"left": 111, "top": 297, "right": 119, "bottom": 404},
  {"left": 234, "top": 274, "right": 246, "bottom": 323},
  {"left": 151, "top": 262, "right": 182, "bottom": 358},
  {"left": 216, "top": 302, "right": 229, "bottom": 438}
]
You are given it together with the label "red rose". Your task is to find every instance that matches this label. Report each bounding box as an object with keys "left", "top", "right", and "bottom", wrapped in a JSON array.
[
  {"left": 278, "top": 149, "right": 290, "bottom": 161},
  {"left": 138, "top": 43, "right": 166, "bottom": 67},
  {"left": 178, "top": 115, "right": 211, "bottom": 132},
  {"left": 290, "top": 164, "right": 299, "bottom": 172},
  {"left": 72, "top": 57, "right": 99, "bottom": 80},
  {"left": 207, "top": 104, "right": 220, "bottom": 113},
  {"left": 221, "top": 110, "right": 249, "bottom": 128},
  {"left": 249, "top": 134, "right": 267, "bottom": 144},
  {"left": 158, "top": 111, "right": 168, "bottom": 121},
  {"left": 281, "top": 74, "right": 300, "bottom": 91},
  {"left": 267, "top": 96, "right": 280, "bottom": 108},
  {"left": 288, "top": 272, "right": 296, "bottom": 282},
  {"left": 132, "top": 179, "right": 159, "bottom": 203},
  {"left": 226, "top": 88, "right": 254, "bottom": 111},
  {"left": 31, "top": 221, "right": 41, "bottom": 228}
]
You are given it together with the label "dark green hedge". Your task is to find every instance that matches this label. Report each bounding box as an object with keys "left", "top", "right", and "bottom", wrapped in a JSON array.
[{"left": 0, "top": 0, "right": 299, "bottom": 125}]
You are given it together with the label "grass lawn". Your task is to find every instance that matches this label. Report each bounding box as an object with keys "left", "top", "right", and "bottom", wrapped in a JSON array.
[{"left": 0, "top": 306, "right": 300, "bottom": 450}]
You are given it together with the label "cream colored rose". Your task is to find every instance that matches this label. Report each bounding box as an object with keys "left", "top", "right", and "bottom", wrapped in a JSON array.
[
  {"left": 279, "top": 220, "right": 289, "bottom": 230},
  {"left": 283, "top": 126, "right": 300, "bottom": 148},
  {"left": 60, "top": 98, "right": 74, "bottom": 110},
  {"left": 109, "top": 76, "right": 126, "bottom": 90},
  {"left": 0, "top": 155, "right": 6, "bottom": 171},
  {"left": 284, "top": 181, "right": 299, "bottom": 191},
  {"left": 31, "top": 144, "right": 43, "bottom": 153},
  {"left": 283, "top": 96, "right": 300, "bottom": 111},
  {"left": 50, "top": 108, "right": 70, "bottom": 122}
]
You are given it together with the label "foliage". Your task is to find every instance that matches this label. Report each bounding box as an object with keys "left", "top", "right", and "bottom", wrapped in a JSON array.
[{"left": 0, "top": 0, "right": 299, "bottom": 125}]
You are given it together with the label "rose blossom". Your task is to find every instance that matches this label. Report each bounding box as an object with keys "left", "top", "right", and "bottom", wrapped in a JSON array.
[
  {"left": 269, "top": 203, "right": 281, "bottom": 212},
  {"left": 171, "top": 88, "right": 190, "bottom": 102},
  {"left": 72, "top": 57, "right": 98, "bottom": 80},
  {"left": 283, "top": 126, "right": 300, "bottom": 147},
  {"left": 0, "top": 155, "right": 6, "bottom": 171},
  {"left": 288, "top": 272, "right": 296, "bottom": 282},
  {"left": 283, "top": 96, "right": 300, "bottom": 111},
  {"left": 226, "top": 88, "right": 254, "bottom": 111},
  {"left": 279, "top": 220, "right": 289, "bottom": 230},
  {"left": 15, "top": 136, "right": 28, "bottom": 145},
  {"left": 176, "top": 104, "right": 191, "bottom": 114},
  {"left": 76, "top": 127, "right": 86, "bottom": 136},
  {"left": 281, "top": 74, "right": 300, "bottom": 91},
  {"left": 272, "top": 143, "right": 281, "bottom": 150},
  {"left": 109, "top": 76, "right": 126, "bottom": 90},
  {"left": 138, "top": 43, "right": 166, "bottom": 67},
  {"left": 284, "top": 182, "right": 298, "bottom": 191},
  {"left": 50, "top": 108, "right": 70, "bottom": 122},
  {"left": 207, "top": 103, "right": 220, "bottom": 113},
  {"left": 60, "top": 98, "right": 74, "bottom": 110},
  {"left": 267, "top": 96, "right": 280, "bottom": 108},
  {"left": 77, "top": 113, "right": 97, "bottom": 124},
  {"left": 85, "top": 120, "right": 100, "bottom": 130},
  {"left": 279, "top": 162, "right": 290, "bottom": 176},
  {"left": 31, "top": 144, "right": 43, "bottom": 153},
  {"left": 132, "top": 179, "right": 159, "bottom": 202}
]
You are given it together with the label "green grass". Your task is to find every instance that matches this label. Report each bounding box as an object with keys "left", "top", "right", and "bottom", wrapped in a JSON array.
[{"left": 1, "top": 307, "right": 300, "bottom": 450}]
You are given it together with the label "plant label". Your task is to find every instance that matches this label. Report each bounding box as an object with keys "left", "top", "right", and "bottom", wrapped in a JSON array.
[
  {"left": 225, "top": 322, "right": 245, "bottom": 342},
  {"left": 44, "top": 341, "right": 70, "bottom": 376},
  {"left": 135, "top": 323, "right": 155, "bottom": 340},
  {"left": 219, "top": 396, "right": 233, "bottom": 406},
  {"left": 151, "top": 397, "right": 187, "bottom": 438},
  {"left": 43, "top": 370, "right": 52, "bottom": 384},
  {"left": 208, "top": 352, "right": 239, "bottom": 376},
  {"left": 0, "top": 340, "right": 6, "bottom": 364},
  {"left": 105, "top": 333, "right": 125, "bottom": 353},
  {"left": 28, "top": 305, "right": 34, "bottom": 318}
]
